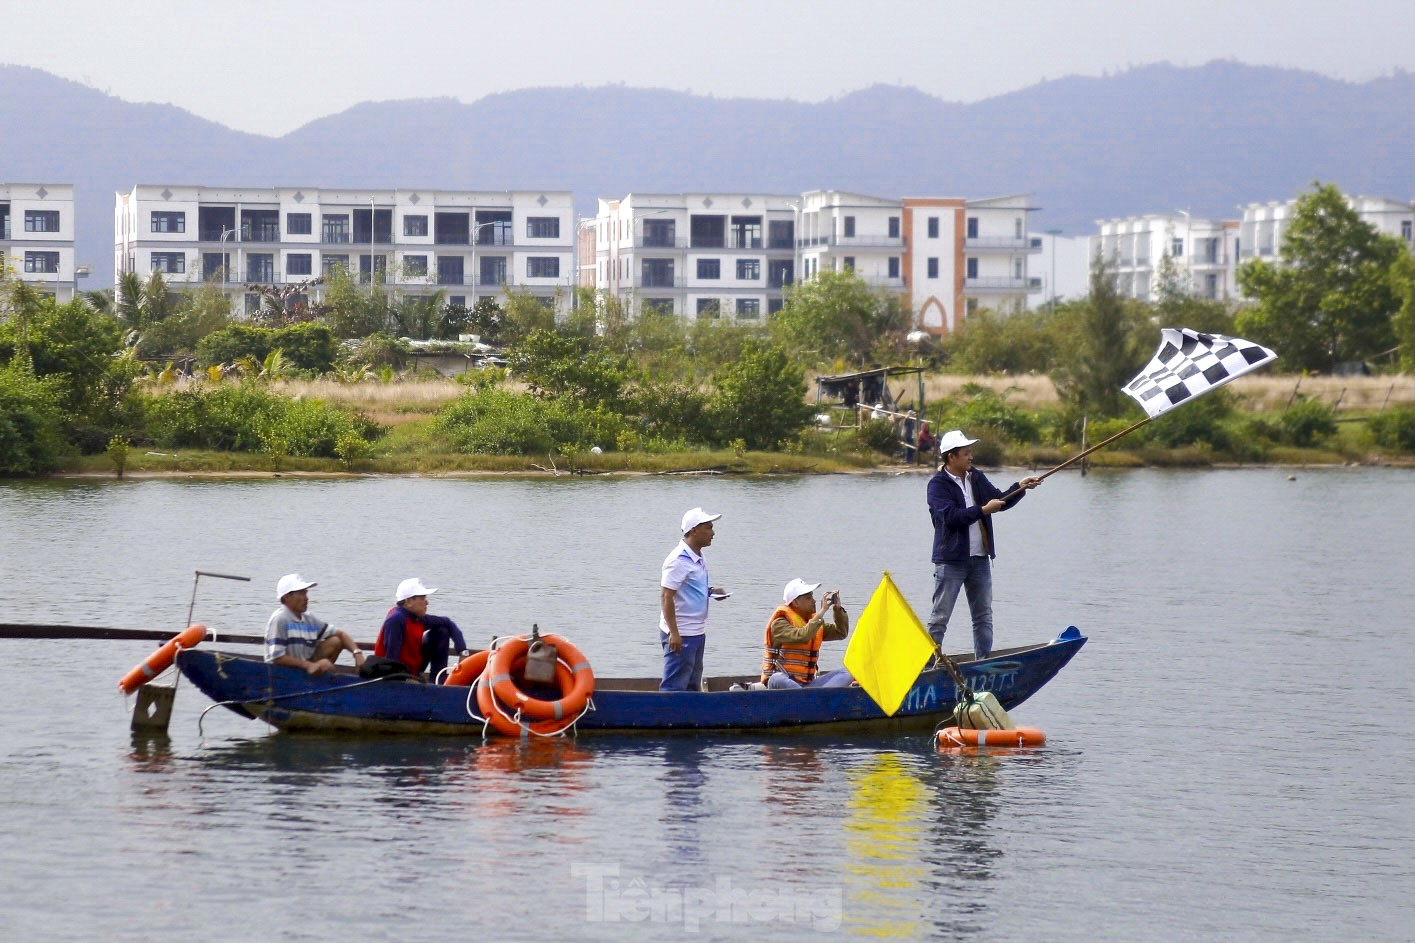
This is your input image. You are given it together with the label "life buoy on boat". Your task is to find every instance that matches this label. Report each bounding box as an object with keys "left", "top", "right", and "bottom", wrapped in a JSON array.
[
  {"left": 444, "top": 650, "right": 489, "bottom": 687},
  {"left": 118, "top": 624, "right": 207, "bottom": 694},
  {"left": 488, "top": 635, "right": 595, "bottom": 721},
  {"left": 476, "top": 657, "right": 581, "bottom": 737},
  {"left": 936, "top": 726, "right": 1046, "bottom": 749}
]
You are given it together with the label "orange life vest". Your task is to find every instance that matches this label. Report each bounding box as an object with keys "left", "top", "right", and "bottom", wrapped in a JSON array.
[{"left": 761, "top": 605, "right": 822, "bottom": 685}]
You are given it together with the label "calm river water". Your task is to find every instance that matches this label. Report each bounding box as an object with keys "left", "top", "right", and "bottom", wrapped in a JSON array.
[{"left": 1, "top": 468, "right": 1411, "bottom": 941}]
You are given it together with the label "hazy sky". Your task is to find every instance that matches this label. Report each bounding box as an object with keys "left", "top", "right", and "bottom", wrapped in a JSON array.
[{"left": 5, "top": 0, "right": 1411, "bottom": 137}]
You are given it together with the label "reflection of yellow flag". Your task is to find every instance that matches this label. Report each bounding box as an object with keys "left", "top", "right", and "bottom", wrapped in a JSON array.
[{"left": 843, "top": 572, "right": 936, "bottom": 716}]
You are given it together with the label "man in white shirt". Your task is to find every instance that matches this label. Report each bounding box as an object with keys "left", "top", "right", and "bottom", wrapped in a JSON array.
[{"left": 659, "top": 507, "right": 726, "bottom": 691}]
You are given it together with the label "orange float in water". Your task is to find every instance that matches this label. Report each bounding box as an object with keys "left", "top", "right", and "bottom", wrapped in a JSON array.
[
  {"left": 936, "top": 725, "right": 1046, "bottom": 749},
  {"left": 118, "top": 625, "right": 207, "bottom": 694},
  {"left": 444, "top": 650, "right": 490, "bottom": 687}
]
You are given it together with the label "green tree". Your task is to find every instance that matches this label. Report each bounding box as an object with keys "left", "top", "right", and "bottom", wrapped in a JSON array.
[
  {"left": 1050, "top": 253, "right": 1149, "bottom": 418},
  {"left": 507, "top": 329, "right": 627, "bottom": 407},
  {"left": 1390, "top": 248, "right": 1415, "bottom": 371},
  {"left": 769, "top": 270, "right": 886, "bottom": 367},
  {"left": 0, "top": 363, "right": 66, "bottom": 474},
  {"left": 1236, "top": 183, "right": 1404, "bottom": 371},
  {"left": 322, "top": 264, "right": 391, "bottom": 338},
  {"left": 1152, "top": 252, "right": 1235, "bottom": 337},
  {"left": 499, "top": 288, "right": 559, "bottom": 345},
  {"left": 707, "top": 341, "right": 815, "bottom": 450}
]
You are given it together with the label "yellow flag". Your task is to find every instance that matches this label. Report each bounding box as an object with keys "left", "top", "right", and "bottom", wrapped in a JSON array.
[{"left": 843, "top": 572, "right": 936, "bottom": 716}]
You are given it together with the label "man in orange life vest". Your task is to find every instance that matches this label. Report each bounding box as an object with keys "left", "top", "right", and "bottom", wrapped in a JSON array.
[
  {"left": 375, "top": 577, "right": 469, "bottom": 683},
  {"left": 761, "top": 579, "right": 853, "bottom": 689}
]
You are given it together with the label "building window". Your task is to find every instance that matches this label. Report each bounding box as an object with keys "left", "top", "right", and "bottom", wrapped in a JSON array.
[
  {"left": 1014, "top": 258, "right": 1024, "bottom": 278},
  {"left": 25, "top": 210, "right": 60, "bottom": 233},
  {"left": 526, "top": 217, "right": 561, "bottom": 239},
  {"left": 966, "top": 298, "right": 979, "bottom": 316},
  {"left": 24, "top": 251, "right": 60, "bottom": 273},
  {"left": 643, "top": 298, "right": 674, "bottom": 315},
  {"left": 888, "top": 257, "right": 900, "bottom": 279},
  {"left": 928, "top": 217, "right": 939, "bottom": 239},
  {"left": 966, "top": 217, "right": 978, "bottom": 238},
  {"left": 767, "top": 298, "right": 785, "bottom": 315},
  {"left": 641, "top": 259, "right": 675, "bottom": 288},
  {"left": 691, "top": 215, "right": 726, "bottom": 248},
  {"left": 527, "top": 257, "right": 560, "bottom": 278},
  {"left": 927, "top": 257, "right": 939, "bottom": 279},
  {"left": 479, "top": 256, "right": 507, "bottom": 287},
  {"left": 404, "top": 215, "right": 429, "bottom": 237},
  {"left": 286, "top": 213, "right": 312, "bottom": 235},
  {"left": 1205, "top": 274, "right": 1219, "bottom": 299},
  {"left": 696, "top": 298, "right": 721, "bottom": 319},
  {"left": 248, "top": 253, "right": 276, "bottom": 282},
  {"left": 1171, "top": 237, "right": 1184, "bottom": 257},
  {"left": 1403, "top": 220, "right": 1413, "bottom": 240},
  {"left": 843, "top": 216, "right": 855, "bottom": 238},
  {"left": 323, "top": 214, "right": 350, "bottom": 244},
  {"left": 966, "top": 258, "right": 978, "bottom": 278},
  {"left": 322, "top": 254, "right": 349, "bottom": 276},
  {"left": 402, "top": 254, "right": 428, "bottom": 277},
  {"left": 286, "top": 253, "right": 312, "bottom": 276},
  {"left": 697, "top": 258, "right": 721, "bottom": 279},
  {"left": 842, "top": 257, "right": 855, "bottom": 272},
  {"left": 768, "top": 219, "right": 794, "bottom": 249},
  {"left": 151, "top": 252, "right": 185, "bottom": 274},
  {"left": 437, "top": 256, "right": 465, "bottom": 286},
  {"left": 643, "top": 218, "right": 675, "bottom": 247},
  {"left": 1014, "top": 218, "right": 1023, "bottom": 238},
  {"left": 767, "top": 259, "right": 793, "bottom": 288},
  {"left": 202, "top": 253, "right": 228, "bottom": 281},
  {"left": 730, "top": 216, "right": 762, "bottom": 249},
  {"left": 888, "top": 216, "right": 900, "bottom": 238},
  {"left": 736, "top": 298, "right": 761, "bottom": 319},
  {"left": 151, "top": 211, "right": 186, "bottom": 233},
  {"left": 737, "top": 259, "right": 760, "bottom": 280}
]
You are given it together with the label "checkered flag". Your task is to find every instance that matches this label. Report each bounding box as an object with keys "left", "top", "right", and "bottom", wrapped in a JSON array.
[{"left": 1124, "top": 328, "right": 1277, "bottom": 418}]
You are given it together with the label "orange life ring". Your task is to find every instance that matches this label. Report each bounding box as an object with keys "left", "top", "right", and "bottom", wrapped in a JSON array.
[
  {"left": 444, "top": 650, "right": 490, "bottom": 687},
  {"left": 476, "top": 658, "right": 579, "bottom": 737},
  {"left": 936, "top": 726, "right": 1046, "bottom": 749},
  {"left": 488, "top": 635, "right": 595, "bottom": 721},
  {"left": 118, "top": 624, "right": 207, "bottom": 694}
]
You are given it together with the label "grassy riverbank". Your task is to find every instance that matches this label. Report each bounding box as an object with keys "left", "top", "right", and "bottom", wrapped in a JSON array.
[{"left": 55, "top": 373, "right": 1412, "bottom": 478}]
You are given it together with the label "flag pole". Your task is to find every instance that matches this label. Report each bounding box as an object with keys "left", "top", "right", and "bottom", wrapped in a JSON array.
[{"left": 999, "top": 415, "right": 1154, "bottom": 501}]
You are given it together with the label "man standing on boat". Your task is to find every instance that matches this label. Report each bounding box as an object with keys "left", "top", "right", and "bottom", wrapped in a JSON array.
[
  {"left": 265, "top": 574, "right": 365, "bottom": 676},
  {"left": 761, "top": 579, "right": 853, "bottom": 689},
  {"left": 659, "top": 507, "right": 725, "bottom": 691},
  {"left": 927, "top": 431, "right": 1041, "bottom": 660}
]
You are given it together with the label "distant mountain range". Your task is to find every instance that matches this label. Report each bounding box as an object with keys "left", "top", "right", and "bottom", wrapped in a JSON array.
[{"left": 1, "top": 61, "right": 1410, "bottom": 286}]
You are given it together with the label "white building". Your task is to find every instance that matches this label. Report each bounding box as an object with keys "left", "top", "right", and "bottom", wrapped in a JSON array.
[
  {"left": 1095, "top": 193, "right": 1415, "bottom": 305},
  {"left": 1027, "top": 232, "right": 1091, "bottom": 310},
  {"left": 583, "top": 190, "right": 1040, "bottom": 334},
  {"left": 1, "top": 183, "right": 82, "bottom": 302},
  {"left": 1092, "top": 213, "right": 1240, "bottom": 302},
  {"left": 582, "top": 192, "right": 799, "bottom": 321},
  {"left": 115, "top": 185, "right": 575, "bottom": 316}
]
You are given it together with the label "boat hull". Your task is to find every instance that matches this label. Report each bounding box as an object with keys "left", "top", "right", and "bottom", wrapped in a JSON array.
[{"left": 176, "top": 627, "right": 1086, "bottom": 736}]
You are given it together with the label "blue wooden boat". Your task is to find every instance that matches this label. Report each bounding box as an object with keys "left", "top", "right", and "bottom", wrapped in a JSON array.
[{"left": 175, "top": 626, "right": 1085, "bottom": 735}]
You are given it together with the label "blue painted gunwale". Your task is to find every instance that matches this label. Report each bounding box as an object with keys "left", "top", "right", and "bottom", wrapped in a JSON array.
[{"left": 176, "top": 627, "right": 1085, "bottom": 736}]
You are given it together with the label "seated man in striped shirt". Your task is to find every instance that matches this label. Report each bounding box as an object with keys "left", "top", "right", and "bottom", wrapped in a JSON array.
[{"left": 265, "top": 573, "right": 364, "bottom": 676}]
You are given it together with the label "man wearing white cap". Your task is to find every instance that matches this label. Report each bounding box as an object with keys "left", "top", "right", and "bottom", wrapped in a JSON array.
[
  {"left": 265, "top": 574, "right": 364, "bottom": 676},
  {"left": 375, "top": 578, "right": 469, "bottom": 682},
  {"left": 659, "top": 507, "right": 727, "bottom": 691},
  {"left": 927, "top": 430, "right": 1041, "bottom": 660},
  {"left": 761, "top": 579, "right": 852, "bottom": 689}
]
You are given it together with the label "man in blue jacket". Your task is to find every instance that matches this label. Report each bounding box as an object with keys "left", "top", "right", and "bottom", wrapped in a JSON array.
[{"left": 926, "top": 430, "right": 1041, "bottom": 660}]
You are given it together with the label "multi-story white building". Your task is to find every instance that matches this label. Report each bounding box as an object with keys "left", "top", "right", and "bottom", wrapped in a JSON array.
[
  {"left": 582, "top": 193, "right": 799, "bottom": 321},
  {"left": 1092, "top": 213, "right": 1240, "bottom": 302},
  {"left": 583, "top": 190, "right": 1040, "bottom": 334},
  {"left": 1238, "top": 194, "right": 1414, "bottom": 264},
  {"left": 2, "top": 183, "right": 82, "bottom": 301},
  {"left": 115, "top": 185, "right": 575, "bottom": 316},
  {"left": 1097, "top": 193, "right": 1415, "bottom": 305}
]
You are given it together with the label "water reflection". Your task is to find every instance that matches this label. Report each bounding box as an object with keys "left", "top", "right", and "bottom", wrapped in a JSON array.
[{"left": 842, "top": 751, "right": 930, "bottom": 938}]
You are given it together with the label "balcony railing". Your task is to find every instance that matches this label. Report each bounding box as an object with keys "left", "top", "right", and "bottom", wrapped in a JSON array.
[
  {"left": 637, "top": 236, "right": 689, "bottom": 249},
  {"left": 964, "top": 236, "right": 1039, "bottom": 251},
  {"left": 965, "top": 276, "right": 1042, "bottom": 292},
  {"left": 636, "top": 275, "right": 686, "bottom": 289},
  {"left": 1, "top": 219, "right": 10, "bottom": 240}
]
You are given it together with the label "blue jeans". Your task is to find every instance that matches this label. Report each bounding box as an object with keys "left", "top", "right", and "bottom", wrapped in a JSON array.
[
  {"left": 928, "top": 557, "right": 994, "bottom": 659},
  {"left": 660, "top": 633, "right": 706, "bottom": 691},
  {"left": 766, "top": 666, "right": 855, "bottom": 689}
]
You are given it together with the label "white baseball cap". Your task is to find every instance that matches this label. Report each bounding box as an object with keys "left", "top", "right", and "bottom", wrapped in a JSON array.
[
  {"left": 783, "top": 578, "right": 822, "bottom": 603},
  {"left": 937, "top": 429, "right": 979, "bottom": 453},
  {"left": 276, "top": 573, "right": 316, "bottom": 601},
  {"left": 396, "top": 577, "right": 438, "bottom": 602},
  {"left": 681, "top": 507, "right": 722, "bottom": 534}
]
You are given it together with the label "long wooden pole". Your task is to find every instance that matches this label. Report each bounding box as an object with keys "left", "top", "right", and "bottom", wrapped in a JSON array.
[{"left": 999, "top": 414, "right": 1154, "bottom": 500}]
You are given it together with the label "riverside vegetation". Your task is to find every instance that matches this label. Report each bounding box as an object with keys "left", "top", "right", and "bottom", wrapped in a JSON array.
[{"left": 2, "top": 182, "right": 1412, "bottom": 478}]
